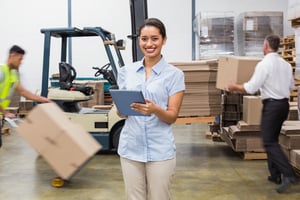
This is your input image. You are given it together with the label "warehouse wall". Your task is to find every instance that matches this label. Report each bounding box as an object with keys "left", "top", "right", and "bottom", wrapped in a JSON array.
[
  {"left": 196, "top": 0, "right": 293, "bottom": 36},
  {"left": 0, "top": 0, "right": 292, "bottom": 94}
]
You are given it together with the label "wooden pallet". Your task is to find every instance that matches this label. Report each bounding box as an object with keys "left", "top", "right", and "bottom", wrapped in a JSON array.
[
  {"left": 175, "top": 116, "right": 215, "bottom": 124},
  {"left": 291, "top": 18, "right": 300, "bottom": 28},
  {"left": 240, "top": 152, "right": 267, "bottom": 160},
  {"left": 280, "top": 35, "right": 295, "bottom": 44}
]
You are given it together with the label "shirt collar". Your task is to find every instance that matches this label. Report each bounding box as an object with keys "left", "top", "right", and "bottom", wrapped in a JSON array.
[
  {"left": 265, "top": 52, "right": 279, "bottom": 57},
  {"left": 135, "top": 56, "right": 166, "bottom": 75}
]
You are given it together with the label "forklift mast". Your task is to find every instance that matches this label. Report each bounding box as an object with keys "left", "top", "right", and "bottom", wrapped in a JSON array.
[
  {"left": 40, "top": 27, "right": 125, "bottom": 97},
  {"left": 129, "top": 0, "right": 148, "bottom": 62}
]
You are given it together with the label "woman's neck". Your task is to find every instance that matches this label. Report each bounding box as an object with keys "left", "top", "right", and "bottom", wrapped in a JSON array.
[{"left": 144, "top": 55, "right": 161, "bottom": 68}]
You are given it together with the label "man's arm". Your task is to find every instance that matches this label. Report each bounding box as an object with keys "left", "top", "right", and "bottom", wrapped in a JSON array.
[
  {"left": 227, "top": 81, "right": 247, "bottom": 93},
  {"left": 16, "top": 83, "right": 50, "bottom": 103}
]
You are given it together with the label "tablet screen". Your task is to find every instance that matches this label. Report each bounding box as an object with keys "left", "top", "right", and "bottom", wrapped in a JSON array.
[{"left": 109, "top": 89, "right": 147, "bottom": 116}]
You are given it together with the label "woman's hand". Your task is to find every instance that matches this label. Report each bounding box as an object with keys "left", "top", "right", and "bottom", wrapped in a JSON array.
[{"left": 131, "top": 99, "right": 156, "bottom": 116}]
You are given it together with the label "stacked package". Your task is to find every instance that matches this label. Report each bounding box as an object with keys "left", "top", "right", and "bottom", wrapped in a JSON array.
[
  {"left": 220, "top": 92, "right": 244, "bottom": 127},
  {"left": 280, "top": 121, "right": 300, "bottom": 170},
  {"left": 236, "top": 11, "right": 283, "bottom": 57},
  {"left": 193, "top": 12, "right": 234, "bottom": 60},
  {"left": 216, "top": 55, "right": 261, "bottom": 127},
  {"left": 221, "top": 124, "right": 263, "bottom": 152},
  {"left": 221, "top": 98, "right": 299, "bottom": 156},
  {"left": 74, "top": 80, "right": 105, "bottom": 107},
  {"left": 220, "top": 96, "right": 264, "bottom": 153},
  {"left": 171, "top": 60, "right": 221, "bottom": 117},
  {"left": 288, "top": 0, "right": 300, "bottom": 21}
]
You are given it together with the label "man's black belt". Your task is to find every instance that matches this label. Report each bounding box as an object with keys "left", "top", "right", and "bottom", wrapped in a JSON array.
[{"left": 262, "top": 98, "right": 288, "bottom": 103}]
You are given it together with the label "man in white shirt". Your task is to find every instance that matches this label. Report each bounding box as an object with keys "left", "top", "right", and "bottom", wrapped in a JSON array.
[{"left": 227, "top": 34, "right": 298, "bottom": 193}]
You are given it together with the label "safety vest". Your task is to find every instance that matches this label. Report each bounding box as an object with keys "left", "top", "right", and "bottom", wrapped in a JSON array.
[{"left": 0, "top": 64, "right": 19, "bottom": 111}]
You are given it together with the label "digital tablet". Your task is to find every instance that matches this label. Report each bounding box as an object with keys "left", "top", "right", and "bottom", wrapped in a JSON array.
[{"left": 109, "top": 89, "right": 147, "bottom": 116}]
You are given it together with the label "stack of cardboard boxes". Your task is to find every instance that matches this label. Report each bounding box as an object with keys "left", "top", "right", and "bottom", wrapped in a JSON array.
[
  {"left": 216, "top": 55, "right": 265, "bottom": 154},
  {"left": 287, "top": 0, "right": 300, "bottom": 21},
  {"left": 221, "top": 96, "right": 265, "bottom": 153},
  {"left": 171, "top": 60, "right": 221, "bottom": 117},
  {"left": 236, "top": 11, "right": 283, "bottom": 57},
  {"left": 217, "top": 55, "right": 261, "bottom": 127},
  {"left": 279, "top": 121, "right": 300, "bottom": 171}
]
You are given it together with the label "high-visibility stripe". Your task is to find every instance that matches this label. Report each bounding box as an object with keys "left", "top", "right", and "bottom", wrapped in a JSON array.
[{"left": 0, "top": 64, "right": 19, "bottom": 110}]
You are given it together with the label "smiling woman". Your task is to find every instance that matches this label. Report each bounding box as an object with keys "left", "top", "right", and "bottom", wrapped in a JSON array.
[{"left": 116, "top": 18, "right": 185, "bottom": 200}]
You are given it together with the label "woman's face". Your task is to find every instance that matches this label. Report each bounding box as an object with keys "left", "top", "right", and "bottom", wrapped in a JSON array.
[{"left": 139, "top": 25, "right": 166, "bottom": 60}]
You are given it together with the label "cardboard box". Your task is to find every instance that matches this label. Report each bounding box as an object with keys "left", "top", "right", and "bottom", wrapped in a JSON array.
[
  {"left": 77, "top": 81, "right": 104, "bottom": 107},
  {"left": 290, "top": 149, "right": 300, "bottom": 169},
  {"left": 221, "top": 127, "right": 264, "bottom": 152},
  {"left": 16, "top": 103, "right": 102, "bottom": 179},
  {"left": 216, "top": 56, "right": 261, "bottom": 90},
  {"left": 279, "top": 134, "right": 300, "bottom": 149},
  {"left": 42, "top": 124, "right": 101, "bottom": 179},
  {"left": 243, "top": 96, "right": 262, "bottom": 125}
]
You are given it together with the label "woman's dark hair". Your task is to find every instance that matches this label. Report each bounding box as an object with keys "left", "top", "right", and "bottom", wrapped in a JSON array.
[
  {"left": 138, "top": 18, "right": 166, "bottom": 39},
  {"left": 9, "top": 45, "right": 25, "bottom": 55},
  {"left": 265, "top": 34, "right": 280, "bottom": 52}
]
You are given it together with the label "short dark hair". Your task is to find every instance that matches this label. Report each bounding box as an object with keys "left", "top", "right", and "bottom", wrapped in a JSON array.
[
  {"left": 9, "top": 45, "right": 25, "bottom": 55},
  {"left": 138, "top": 18, "right": 167, "bottom": 39},
  {"left": 265, "top": 34, "right": 280, "bottom": 52}
]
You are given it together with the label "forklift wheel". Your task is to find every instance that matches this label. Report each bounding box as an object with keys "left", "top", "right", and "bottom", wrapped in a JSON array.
[
  {"left": 112, "top": 124, "right": 123, "bottom": 150},
  {"left": 51, "top": 177, "right": 65, "bottom": 188}
]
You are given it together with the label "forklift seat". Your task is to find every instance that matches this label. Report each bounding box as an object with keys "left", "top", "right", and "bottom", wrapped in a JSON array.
[{"left": 59, "top": 62, "right": 94, "bottom": 96}]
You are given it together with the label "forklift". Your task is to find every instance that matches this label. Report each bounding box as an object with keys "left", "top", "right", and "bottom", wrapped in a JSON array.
[
  {"left": 40, "top": 27, "right": 126, "bottom": 151},
  {"left": 40, "top": 0, "right": 148, "bottom": 152}
]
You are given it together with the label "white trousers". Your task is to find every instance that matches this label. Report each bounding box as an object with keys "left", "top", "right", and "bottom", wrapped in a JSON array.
[{"left": 120, "top": 157, "right": 176, "bottom": 200}]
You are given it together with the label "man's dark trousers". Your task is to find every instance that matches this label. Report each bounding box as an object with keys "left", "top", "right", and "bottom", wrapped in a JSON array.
[{"left": 261, "top": 98, "right": 296, "bottom": 179}]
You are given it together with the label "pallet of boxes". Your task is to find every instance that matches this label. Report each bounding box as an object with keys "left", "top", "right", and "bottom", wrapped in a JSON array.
[
  {"left": 170, "top": 60, "right": 221, "bottom": 124},
  {"left": 280, "top": 120, "right": 300, "bottom": 174},
  {"left": 216, "top": 55, "right": 267, "bottom": 159},
  {"left": 280, "top": 0, "right": 300, "bottom": 172}
]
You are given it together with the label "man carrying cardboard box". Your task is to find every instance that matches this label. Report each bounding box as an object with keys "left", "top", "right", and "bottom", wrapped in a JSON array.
[
  {"left": 0, "top": 45, "right": 50, "bottom": 148},
  {"left": 227, "top": 34, "right": 298, "bottom": 193}
]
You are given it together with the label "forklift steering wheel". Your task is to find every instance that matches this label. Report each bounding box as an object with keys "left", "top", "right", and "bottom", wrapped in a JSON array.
[{"left": 93, "top": 63, "right": 111, "bottom": 77}]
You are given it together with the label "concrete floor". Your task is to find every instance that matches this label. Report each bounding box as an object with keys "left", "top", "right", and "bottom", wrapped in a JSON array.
[{"left": 1, "top": 123, "right": 300, "bottom": 200}]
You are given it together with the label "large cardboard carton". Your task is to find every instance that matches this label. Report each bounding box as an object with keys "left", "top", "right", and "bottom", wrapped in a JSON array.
[
  {"left": 243, "top": 96, "right": 262, "bottom": 125},
  {"left": 16, "top": 103, "right": 72, "bottom": 154},
  {"left": 216, "top": 56, "right": 261, "bottom": 90},
  {"left": 16, "top": 103, "right": 102, "bottom": 180},
  {"left": 42, "top": 124, "right": 101, "bottom": 179}
]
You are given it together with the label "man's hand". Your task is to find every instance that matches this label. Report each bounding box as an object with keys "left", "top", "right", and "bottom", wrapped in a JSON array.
[
  {"left": 227, "top": 81, "right": 236, "bottom": 92},
  {"left": 226, "top": 81, "right": 246, "bottom": 93},
  {"left": 4, "top": 111, "right": 15, "bottom": 119}
]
